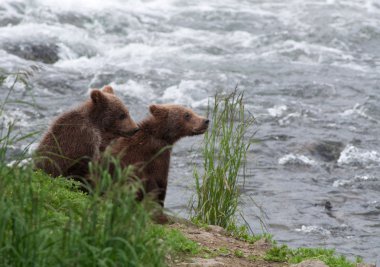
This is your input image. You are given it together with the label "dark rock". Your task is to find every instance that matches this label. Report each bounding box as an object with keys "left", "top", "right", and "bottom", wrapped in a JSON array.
[
  {"left": 307, "top": 140, "right": 345, "bottom": 162},
  {"left": 3, "top": 42, "right": 59, "bottom": 64},
  {"left": 35, "top": 71, "right": 88, "bottom": 95},
  {"left": 0, "top": 14, "right": 22, "bottom": 26},
  {"left": 324, "top": 201, "right": 332, "bottom": 211},
  {"left": 57, "top": 12, "right": 93, "bottom": 28}
]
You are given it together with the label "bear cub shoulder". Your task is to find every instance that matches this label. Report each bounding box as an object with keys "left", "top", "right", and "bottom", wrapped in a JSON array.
[
  {"left": 35, "top": 86, "right": 138, "bottom": 180},
  {"left": 112, "top": 104, "right": 209, "bottom": 207}
]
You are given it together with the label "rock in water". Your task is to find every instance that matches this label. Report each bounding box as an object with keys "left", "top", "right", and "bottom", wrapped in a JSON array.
[
  {"left": 307, "top": 140, "right": 345, "bottom": 162},
  {"left": 3, "top": 42, "right": 59, "bottom": 64}
]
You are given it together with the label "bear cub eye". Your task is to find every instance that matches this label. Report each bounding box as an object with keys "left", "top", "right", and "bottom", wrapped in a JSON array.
[
  {"left": 184, "top": 112, "right": 191, "bottom": 120},
  {"left": 119, "top": 113, "right": 127, "bottom": 120}
]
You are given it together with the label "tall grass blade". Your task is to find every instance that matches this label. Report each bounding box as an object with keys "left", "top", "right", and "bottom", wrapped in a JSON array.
[{"left": 191, "top": 89, "right": 255, "bottom": 230}]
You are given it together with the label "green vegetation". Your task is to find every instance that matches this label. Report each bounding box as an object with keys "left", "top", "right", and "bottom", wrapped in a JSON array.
[
  {"left": 217, "top": 247, "right": 231, "bottom": 256},
  {"left": 151, "top": 226, "right": 202, "bottom": 256},
  {"left": 0, "top": 162, "right": 202, "bottom": 266},
  {"left": 191, "top": 90, "right": 255, "bottom": 230},
  {"left": 226, "top": 223, "right": 272, "bottom": 244},
  {"left": 264, "top": 244, "right": 361, "bottom": 267},
  {"left": 234, "top": 249, "right": 244, "bottom": 258},
  {"left": 247, "top": 254, "right": 259, "bottom": 262},
  {"left": 0, "top": 70, "right": 200, "bottom": 267}
]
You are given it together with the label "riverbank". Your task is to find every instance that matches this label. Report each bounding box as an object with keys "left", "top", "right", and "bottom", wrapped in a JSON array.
[
  {"left": 168, "top": 219, "right": 282, "bottom": 267},
  {"left": 166, "top": 217, "right": 375, "bottom": 267},
  {"left": 1, "top": 164, "right": 373, "bottom": 267}
]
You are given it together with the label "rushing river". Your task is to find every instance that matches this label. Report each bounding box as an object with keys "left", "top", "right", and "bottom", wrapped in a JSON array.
[{"left": 0, "top": 0, "right": 379, "bottom": 264}]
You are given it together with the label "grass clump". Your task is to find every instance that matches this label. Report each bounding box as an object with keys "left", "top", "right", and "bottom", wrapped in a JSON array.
[
  {"left": 0, "top": 163, "right": 166, "bottom": 266},
  {"left": 264, "top": 244, "right": 360, "bottom": 267},
  {"left": 234, "top": 249, "right": 244, "bottom": 258},
  {"left": 190, "top": 90, "right": 255, "bottom": 230},
  {"left": 0, "top": 158, "right": 202, "bottom": 266},
  {"left": 217, "top": 247, "right": 231, "bottom": 256},
  {"left": 226, "top": 223, "right": 273, "bottom": 244},
  {"left": 247, "top": 254, "right": 259, "bottom": 262},
  {"left": 150, "top": 225, "right": 202, "bottom": 256}
]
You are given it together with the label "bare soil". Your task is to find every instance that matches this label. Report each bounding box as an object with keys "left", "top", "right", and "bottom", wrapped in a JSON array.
[
  {"left": 166, "top": 218, "right": 374, "bottom": 267},
  {"left": 168, "top": 219, "right": 287, "bottom": 267}
]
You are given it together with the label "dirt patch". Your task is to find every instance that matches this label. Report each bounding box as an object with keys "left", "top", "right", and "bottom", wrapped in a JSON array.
[{"left": 168, "top": 221, "right": 287, "bottom": 267}]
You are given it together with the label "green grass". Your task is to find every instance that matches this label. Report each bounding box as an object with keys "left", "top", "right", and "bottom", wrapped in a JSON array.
[
  {"left": 226, "top": 223, "right": 273, "bottom": 244},
  {"left": 1, "top": 164, "right": 150, "bottom": 266},
  {"left": 0, "top": 162, "right": 203, "bottom": 267},
  {"left": 150, "top": 225, "right": 202, "bottom": 256},
  {"left": 264, "top": 244, "right": 362, "bottom": 267},
  {"left": 190, "top": 90, "right": 255, "bottom": 230},
  {"left": 247, "top": 254, "right": 259, "bottom": 262},
  {"left": 191, "top": 217, "right": 272, "bottom": 245},
  {"left": 234, "top": 249, "right": 244, "bottom": 258}
]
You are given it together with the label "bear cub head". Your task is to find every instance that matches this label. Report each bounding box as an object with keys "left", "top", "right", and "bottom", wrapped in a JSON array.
[
  {"left": 149, "top": 104, "right": 209, "bottom": 143},
  {"left": 90, "top": 86, "right": 139, "bottom": 138}
]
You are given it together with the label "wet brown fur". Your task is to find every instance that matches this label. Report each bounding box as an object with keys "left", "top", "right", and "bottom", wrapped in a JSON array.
[
  {"left": 111, "top": 104, "right": 209, "bottom": 207},
  {"left": 35, "top": 86, "right": 138, "bottom": 180}
]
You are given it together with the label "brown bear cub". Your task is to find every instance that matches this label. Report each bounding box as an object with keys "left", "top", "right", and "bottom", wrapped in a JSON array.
[
  {"left": 35, "top": 86, "right": 139, "bottom": 181},
  {"left": 111, "top": 104, "right": 209, "bottom": 209}
]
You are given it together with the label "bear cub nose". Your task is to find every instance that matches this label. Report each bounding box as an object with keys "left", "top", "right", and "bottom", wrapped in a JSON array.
[{"left": 204, "top": 119, "right": 210, "bottom": 125}]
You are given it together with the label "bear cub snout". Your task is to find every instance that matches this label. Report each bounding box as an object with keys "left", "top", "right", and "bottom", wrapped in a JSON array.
[{"left": 111, "top": 104, "right": 209, "bottom": 211}]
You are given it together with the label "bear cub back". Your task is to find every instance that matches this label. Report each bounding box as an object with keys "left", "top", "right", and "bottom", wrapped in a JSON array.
[
  {"left": 35, "top": 86, "right": 138, "bottom": 180},
  {"left": 112, "top": 104, "right": 209, "bottom": 207}
]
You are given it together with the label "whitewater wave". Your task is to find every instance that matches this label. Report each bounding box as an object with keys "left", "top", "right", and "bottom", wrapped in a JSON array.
[
  {"left": 267, "top": 105, "right": 287, "bottom": 117},
  {"left": 295, "top": 225, "right": 331, "bottom": 236},
  {"left": 337, "top": 145, "right": 380, "bottom": 166},
  {"left": 160, "top": 80, "right": 210, "bottom": 108},
  {"left": 278, "top": 154, "right": 317, "bottom": 167},
  {"left": 333, "top": 175, "right": 378, "bottom": 188}
]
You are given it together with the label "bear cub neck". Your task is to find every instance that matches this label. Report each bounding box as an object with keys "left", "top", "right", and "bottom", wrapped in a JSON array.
[{"left": 113, "top": 104, "right": 209, "bottom": 209}]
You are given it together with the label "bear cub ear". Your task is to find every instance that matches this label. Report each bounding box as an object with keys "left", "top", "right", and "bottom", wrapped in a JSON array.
[
  {"left": 91, "top": 90, "right": 107, "bottom": 105},
  {"left": 102, "top": 85, "right": 114, "bottom": 94},
  {"left": 149, "top": 104, "right": 168, "bottom": 117}
]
